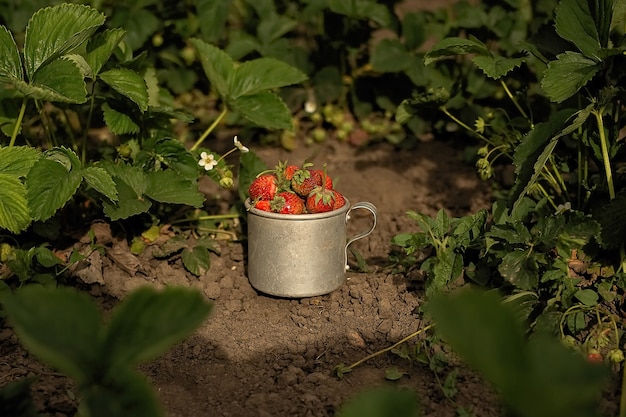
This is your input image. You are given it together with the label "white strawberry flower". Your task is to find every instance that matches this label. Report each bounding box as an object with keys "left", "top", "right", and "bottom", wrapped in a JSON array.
[
  {"left": 233, "top": 136, "right": 249, "bottom": 153},
  {"left": 198, "top": 151, "right": 218, "bottom": 171}
]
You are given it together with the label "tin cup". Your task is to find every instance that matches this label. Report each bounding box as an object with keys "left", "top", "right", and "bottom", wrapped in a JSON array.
[{"left": 245, "top": 198, "right": 377, "bottom": 298}]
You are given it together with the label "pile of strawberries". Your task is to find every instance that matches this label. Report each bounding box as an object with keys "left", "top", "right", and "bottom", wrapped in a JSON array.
[{"left": 248, "top": 161, "right": 346, "bottom": 214}]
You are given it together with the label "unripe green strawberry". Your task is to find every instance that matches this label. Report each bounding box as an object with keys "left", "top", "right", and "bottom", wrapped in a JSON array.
[{"left": 271, "top": 192, "right": 305, "bottom": 214}]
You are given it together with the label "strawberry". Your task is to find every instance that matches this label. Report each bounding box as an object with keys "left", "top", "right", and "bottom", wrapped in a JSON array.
[
  {"left": 311, "top": 169, "right": 333, "bottom": 189},
  {"left": 283, "top": 164, "right": 299, "bottom": 181},
  {"left": 306, "top": 185, "right": 337, "bottom": 213},
  {"left": 292, "top": 169, "right": 320, "bottom": 197},
  {"left": 587, "top": 349, "right": 603, "bottom": 363},
  {"left": 332, "top": 190, "right": 346, "bottom": 210},
  {"left": 249, "top": 174, "right": 278, "bottom": 201},
  {"left": 271, "top": 192, "right": 305, "bottom": 214},
  {"left": 254, "top": 200, "right": 272, "bottom": 212}
]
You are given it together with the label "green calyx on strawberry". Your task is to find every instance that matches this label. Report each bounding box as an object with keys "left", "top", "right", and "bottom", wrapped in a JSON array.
[
  {"left": 271, "top": 191, "right": 305, "bottom": 214},
  {"left": 305, "top": 164, "right": 344, "bottom": 213}
]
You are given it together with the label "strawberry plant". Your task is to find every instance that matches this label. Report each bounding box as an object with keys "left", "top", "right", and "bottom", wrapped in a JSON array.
[
  {"left": 0, "top": 285, "right": 211, "bottom": 417},
  {"left": 394, "top": 0, "right": 626, "bottom": 377}
]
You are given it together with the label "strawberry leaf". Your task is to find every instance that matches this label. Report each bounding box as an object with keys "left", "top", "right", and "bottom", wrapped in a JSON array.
[
  {"left": 0, "top": 25, "right": 23, "bottom": 82},
  {"left": 541, "top": 52, "right": 600, "bottom": 103},
  {"left": 0, "top": 173, "right": 31, "bottom": 233},
  {"left": 24, "top": 4, "right": 105, "bottom": 79},
  {"left": 191, "top": 38, "right": 234, "bottom": 98},
  {"left": 229, "top": 91, "right": 294, "bottom": 130},
  {"left": 99, "top": 68, "right": 149, "bottom": 112},
  {"left": 227, "top": 57, "right": 307, "bottom": 99}
]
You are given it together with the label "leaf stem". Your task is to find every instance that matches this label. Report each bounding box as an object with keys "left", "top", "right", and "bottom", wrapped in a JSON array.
[
  {"left": 343, "top": 324, "right": 435, "bottom": 372},
  {"left": 190, "top": 107, "right": 228, "bottom": 151},
  {"left": 439, "top": 106, "right": 497, "bottom": 147},
  {"left": 593, "top": 109, "right": 615, "bottom": 199},
  {"left": 9, "top": 98, "right": 28, "bottom": 147},
  {"left": 500, "top": 80, "right": 531, "bottom": 126}
]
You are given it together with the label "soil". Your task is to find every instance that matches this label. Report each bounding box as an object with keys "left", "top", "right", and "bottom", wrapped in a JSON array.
[{"left": 0, "top": 137, "right": 512, "bottom": 417}]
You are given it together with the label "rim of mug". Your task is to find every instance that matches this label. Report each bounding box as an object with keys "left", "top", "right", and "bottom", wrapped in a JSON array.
[{"left": 244, "top": 197, "right": 351, "bottom": 220}]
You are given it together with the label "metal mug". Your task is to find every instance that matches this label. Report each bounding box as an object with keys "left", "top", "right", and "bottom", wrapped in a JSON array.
[{"left": 245, "top": 198, "right": 377, "bottom": 298}]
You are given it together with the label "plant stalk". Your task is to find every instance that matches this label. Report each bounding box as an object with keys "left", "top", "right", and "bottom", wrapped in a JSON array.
[
  {"left": 344, "top": 324, "right": 434, "bottom": 371},
  {"left": 593, "top": 109, "right": 615, "bottom": 199},
  {"left": 9, "top": 98, "right": 28, "bottom": 147},
  {"left": 190, "top": 107, "right": 228, "bottom": 151},
  {"left": 500, "top": 80, "right": 531, "bottom": 125}
]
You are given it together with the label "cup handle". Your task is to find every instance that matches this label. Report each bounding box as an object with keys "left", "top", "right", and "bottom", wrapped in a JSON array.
[{"left": 344, "top": 201, "right": 377, "bottom": 270}]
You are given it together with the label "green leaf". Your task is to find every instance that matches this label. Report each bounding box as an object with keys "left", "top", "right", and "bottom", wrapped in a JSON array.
[
  {"left": 427, "top": 289, "right": 527, "bottom": 395},
  {"left": 541, "top": 52, "right": 600, "bottom": 103},
  {"left": 554, "top": 0, "right": 601, "bottom": 59},
  {"left": 472, "top": 55, "right": 525, "bottom": 79},
  {"left": 24, "top": 3, "right": 105, "bottom": 79},
  {"left": 101, "top": 286, "right": 212, "bottom": 370},
  {"left": 26, "top": 158, "right": 82, "bottom": 222},
  {"left": 257, "top": 15, "right": 297, "bottom": 45},
  {"left": 144, "top": 170, "right": 204, "bottom": 207},
  {"left": 99, "top": 68, "right": 149, "bottom": 112},
  {"left": 328, "top": 0, "right": 393, "bottom": 28},
  {"left": 227, "top": 57, "right": 307, "bottom": 99},
  {"left": 523, "top": 336, "right": 608, "bottom": 417},
  {"left": 0, "top": 25, "right": 23, "bottom": 82},
  {"left": 101, "top": 103, "right": 140, "bottom": 135},
  {"left": 83, "top": 166, "right": 118, "bottom": 202},
  {"left": 102, "top": 179, "right": 152, "bottom": 220},
  {"left": 1, "top": 286, "right": 101, "bottom": 384},
  {"left": 509, "top": 109, "right": 576, "bottom": 207},
  {"left": 574, "top": 289, "right": 599, "bottom": 306},
  {"left": 182, "top": 246, "right": 211, "bottom": 276},
  {"left": 81, "top": 368, "right": 164, "bottom": 417},
  {"left": 0, "top": 377, "right": 40, "bottom": 417},
  {"left": 0, "top": 146, "right": 41, "bottom": 177},
  {"left": 595, "top": 192, "right": 626, "bottom": 249},
  {"left": 0, "top": 173, "right": 31, "bottom": 233},
  {"left": 499, "top": 250, "right": 538, "bottom": 290},
  {"left": 100, "top": 162, "right": 147, "bottom": 197},
  {"left": 424, "top": 37, "right": 489, "bottom": 66},
  {"left": 384, "top": 367, "right": 407, "bottom": 381},
  {"left": 402, "top": 12, "right": 426, "bottom": 51},
  {"left": 336, "top": 386, "right": 420, "bottom": 417},
  {"left": 230, "top": 91, "right": 293, "bottom": 130},
  {"left": 196, "top": 0, "right": 232, "bottom": 42},
  {"left": 85, "top": 28, "right": 126, "bottom": 76},
  {"left": 190, "top": 39, "right": 234, "bottom": 98},
  {"left": 370, "top": 39, "right": 413, "bottom": 73},
  {"left": 16, "top": 58, "right": 87, "bottom": 103},
  {"left": 34, "top": 246, "right": 63, "bottom": 267}
]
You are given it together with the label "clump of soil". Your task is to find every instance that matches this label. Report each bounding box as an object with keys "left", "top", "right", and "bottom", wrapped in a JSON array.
[{"left": 0, "top": 139, "right": 510, "bottom": 417}]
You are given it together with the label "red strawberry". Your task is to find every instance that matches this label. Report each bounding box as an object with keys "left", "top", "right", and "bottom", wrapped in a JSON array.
[
  {"left": 306, "top": 186, "right": 337, "bottom": 213},
  {"left": 271, "top": 192, "right": 305, "bottom": 214},
  {"left": 254, "top": 200, "right": 272, "bottom": 212},
  {"left": 292, "top": 169, "right": 320, "bottom": 197},
  {"left": 332, "top": 190, "right": 346, "bottom": 210},
  {"left": 311, "top": 169, "right": 333, "bottom": 189},
  {"left": 249, "top": 174, "right": 278, "bottom": 201},
  {"left": 587, "top": 350, "right": 603, "bottom": 364},
  {"left": 284, "top": 165, "right": 299, "bottom": 181}
]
